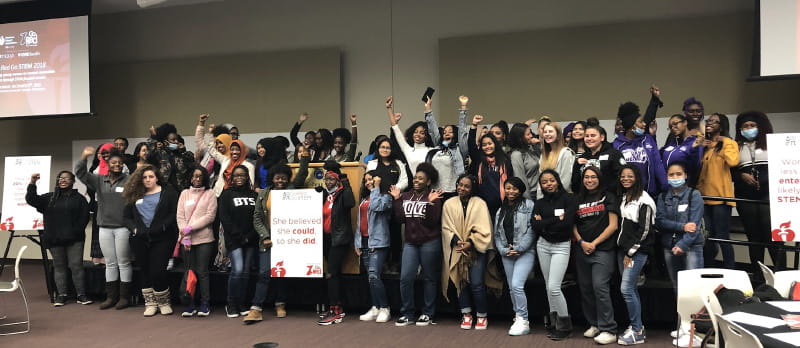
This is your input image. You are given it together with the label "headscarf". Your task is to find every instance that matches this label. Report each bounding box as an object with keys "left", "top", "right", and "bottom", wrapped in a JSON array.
[
  {"left": 96, "top": 143, "right": 114, "bottom": 175},
  {"left": 215, "top": 134, "right": 233, "bottom": 156},
  {"left": 223, "top": 139, "right": 247, "bottom": 188}
]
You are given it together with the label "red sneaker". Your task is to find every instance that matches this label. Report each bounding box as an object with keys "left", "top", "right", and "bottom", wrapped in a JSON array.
[
  {"left": 475, "top": 316, "right": 488, "bottom": 330},
  {"left": 460, "top": 313, "right": 473, "bottom": 330}
]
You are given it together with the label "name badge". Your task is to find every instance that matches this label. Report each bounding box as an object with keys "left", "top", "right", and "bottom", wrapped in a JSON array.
[
  {"left": 185, "top": 199, "right": 196, "bottom": 207},
  {"left": 115, "top": 186, "right": 124, "bottom": 193},
  {"left": 663, "top": 146, "right": 675, "bottom": 152},
  {"left": 678, "top": 204, "right": 688, "bottom": 212},
  {"left": 599, "top": 154, "right": 609, "bottom": 161},
  {"left": 135, "top": 198, "right": 144, "bottom": 205},
  {"left": 554, "top": 209, "right": 565, "bottom": 217}
]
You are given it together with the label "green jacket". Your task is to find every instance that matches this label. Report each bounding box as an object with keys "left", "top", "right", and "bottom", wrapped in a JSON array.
[{"left": 252, "top": 155, "right": 309, "bottom": 252}]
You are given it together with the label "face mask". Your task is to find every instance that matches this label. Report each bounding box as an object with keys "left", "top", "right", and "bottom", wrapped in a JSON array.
[
  {"left": 741, "top": 128, "right": 758, "bottom": 141},
  {"left": 668, "top": 178, "right": 686, "bottom": 188},
  {"left": 632, "top": 127, "right": 645, "bottom": 136},
  {"left": 167, "top": 143, "right": 179, "bottom": 150},
  {"left": 441, "top": 140, "right": 450, "bottom": 147}
]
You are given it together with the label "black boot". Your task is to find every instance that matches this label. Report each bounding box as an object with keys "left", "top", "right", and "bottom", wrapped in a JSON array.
[
  {"left": 549, "top": 315, "right": 572, "bottom": 341},
  {"left": 544, "top": 311, "right": 558, "bottom": 337},
  {"left": 99, "top": 281, "right": 119, "bottom": 310},
  {"left": 115, "top": 282, "right": 131, "bottom": 309}
]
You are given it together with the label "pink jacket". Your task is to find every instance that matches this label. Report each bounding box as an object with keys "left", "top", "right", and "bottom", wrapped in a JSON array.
[{"left": 176, "top": 187, "right": 217, "bottom": 245}]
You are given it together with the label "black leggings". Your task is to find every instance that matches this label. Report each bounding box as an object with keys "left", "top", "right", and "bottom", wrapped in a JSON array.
[
  {"left": 130, "top": 236, "right": 174, "bottom": 292},
  {"left": 323, "top": 234, "right": 349, "bottom": 306},
  {"left": 184, "top": 242, "right": 214, "bottom": 302},
  {"left": 738, "top": 202, "right": 787, "bottom": 272}
]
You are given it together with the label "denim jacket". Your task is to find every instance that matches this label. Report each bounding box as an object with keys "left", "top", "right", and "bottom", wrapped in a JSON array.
[
  {"left": 493, "top": 199, "right": 535, "bottom": 255},
  {"left": 354, "top": 187, "right": 393, "bottom": 249},
  {"left": 655, "top": 185, "right": 704, "bottom": 251}
]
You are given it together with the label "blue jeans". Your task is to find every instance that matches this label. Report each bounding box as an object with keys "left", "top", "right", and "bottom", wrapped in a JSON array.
[
  {"left": 400, "top": 239, "right": 442, "bottom": 318},
  {"left": 458, "top": 251, "right": 488, "bottom": 316},
  {"left": 537, "top": 239, "right": 571, "bottom": 316},
  {"left": 619, "top": 251, "right": 647, "bottom": 332},
  {"left": 227, "top": 246, "right": 255, "bottom": 304},
  {"left": 664, "top": 244, "right": 703, "bottom": 291},
  {"left": 501, "top": 249, "right": 535, "bottom": 320},
  {"left": 575, "top": 248, "right": 616, "bottom": 332},
  {"left": 703, "top": 204, "right": 734, "bottom": 269},
  {"left": 249, "top": 248, "right": 271, "bottom": 310},
  {"left": 367, "top": 247, "right": 390, "bottom": 309}
]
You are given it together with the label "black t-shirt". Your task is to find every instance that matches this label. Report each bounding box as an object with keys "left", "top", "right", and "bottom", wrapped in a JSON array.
[{"left": 575, "top": 190, "right": 619, "bottom": 251}]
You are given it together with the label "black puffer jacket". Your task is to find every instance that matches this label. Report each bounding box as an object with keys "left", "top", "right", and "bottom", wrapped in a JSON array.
[
  {"left": 322, "top": 177, "right": 355, "bottom": 247},
  {"left": 25, "top": 185, "right": 90, "bottom": 248}
]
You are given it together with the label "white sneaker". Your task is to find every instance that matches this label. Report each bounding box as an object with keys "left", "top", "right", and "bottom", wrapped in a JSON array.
[
  {"left": 583, "top": 326, "right": 600, "bottom": 338},
  {"left": 672, "top": 332, "right": 702, "bottom": 348},
  {"left": 508, "top": 316, "right": 530, "bottom": 336},
  {"left": 359, "top": 306, "right": 379, "bottom": 321},
  {"left": 670, "top": 329, "right": 679, "bottom": 338},
  {"left": 594, "top": 331, "right": 617, "bottom": 345},
  {"left": 375, "top": 308, "right": 391, "bottom": 323}
]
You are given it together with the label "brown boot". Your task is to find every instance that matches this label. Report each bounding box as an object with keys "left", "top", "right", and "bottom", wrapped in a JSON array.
[
  {"left": 275, "top": 303, "right": 287, "bottom": 318},
  {"left": 142, "top": 288, "right": 158, "bottom": 317},
  {"left": 115, "top": 282, "right": 131, "bottom": 310},
  {"left": 154, "top": 288, "right": 173, "bottom": 315},
  {"left": 243, "top": 308, "right": 263, "bottom": 325},
  {"left": 99, "top": 281, "right": 119, "bottom": 310}
]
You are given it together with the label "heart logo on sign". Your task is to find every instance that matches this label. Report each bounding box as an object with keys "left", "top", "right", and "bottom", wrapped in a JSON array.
[
  {"left": 772, "top": 221, "right": 795, "bottom": 242},
  {"left": 271, "top": 261, "right": 286, "bottom": 277},
  {"left": 1, "top": 217, "right": 14, "bottom": 231}
]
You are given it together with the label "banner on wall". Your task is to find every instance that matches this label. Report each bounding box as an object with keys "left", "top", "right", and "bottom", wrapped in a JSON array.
[
  {"left": 768, "top": 133, "right": 800, "bottom": 242},
  {"left": 1, "top": 156, "right": 51, "bottom": 231},
  {"left": 270, "top": 189, "right": 323, "bottom": 278}
]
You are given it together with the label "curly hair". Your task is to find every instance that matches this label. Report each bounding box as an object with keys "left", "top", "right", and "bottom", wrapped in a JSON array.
[
  {"left": 332, "top": 128, "right": 352, "bottom": 144},
  {"left": 123, "top": 164, "right": 165, "bottom": 204},
  {"left": 404, "top": 121, "right": 434, "bottom": 147},
  {"left": 154, "top": 123, "right": 178, "bottom": 142},
  {"left": 415, "top": 162, "right": 439, "bottom": 187}
]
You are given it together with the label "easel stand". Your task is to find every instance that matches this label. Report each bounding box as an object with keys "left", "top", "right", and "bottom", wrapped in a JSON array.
[{"left": 1, "top": 230, "right": 55, "bottom": 302}]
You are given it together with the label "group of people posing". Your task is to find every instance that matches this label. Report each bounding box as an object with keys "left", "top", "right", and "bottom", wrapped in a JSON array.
[{"left": 25, "top": 85, "right": 782, "bottom": 346}]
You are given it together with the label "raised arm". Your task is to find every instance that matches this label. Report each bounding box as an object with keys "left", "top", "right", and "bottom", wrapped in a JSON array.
[
  {"left": 345, "top": 114, "right": 359, "bottom": 161},
  {"left": 75, "top": 146, "right": 102, "bottom": 191},
  {"left": 423, "top": 96, "right": 441, "bottom": 145},
  {"left": 25, "top": 174, "right": 48, "bottom": 212},
  {"left": 289, "top": 113, "right": 308, "bottom": 147},
  {"left": 642, "top": 84, "right": 663, "bottom": 127},
  {"left": 195, "top": 114, "right": 209, "bottom": 161},
  {"left": 457, "top": 96, "right": 470, "bottom": 159}
]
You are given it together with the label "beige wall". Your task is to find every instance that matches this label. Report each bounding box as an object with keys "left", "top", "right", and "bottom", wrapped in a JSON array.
[{"left": 437, "top": 13, "right": 800, "bottom": 126}]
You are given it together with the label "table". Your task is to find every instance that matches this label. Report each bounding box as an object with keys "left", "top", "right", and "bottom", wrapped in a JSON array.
[{"left": 729, "top": 302, "right": 799, "bottom": 348}]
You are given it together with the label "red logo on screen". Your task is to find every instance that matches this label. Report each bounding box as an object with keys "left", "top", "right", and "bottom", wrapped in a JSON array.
[
  {"left": 271, "top": 261, "right": 286, "bottom": 277},
  {"left": 772, "top": 221, "right": 795, "bottom": 242},
  {"left": 1, "top": 217, "right": 14, "bottom": 231},
  {"left": 306, "top": 264, "right": 322, "bottom": 276}
]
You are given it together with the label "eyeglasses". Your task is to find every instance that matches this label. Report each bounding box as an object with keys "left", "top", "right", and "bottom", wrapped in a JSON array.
[{"left": 57, "top": 177, "right": 73, "bottom": 181}]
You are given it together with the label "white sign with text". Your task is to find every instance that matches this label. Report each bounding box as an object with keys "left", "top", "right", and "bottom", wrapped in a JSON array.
[
  {"left": 270, "top": 189, "right": 323, "bottom": 278},
  {"left": 767, "top": 133, "right": 800, "bottom": 242},
  {"left": 1, "top": 156, "right": 51, "bottom": 231}
]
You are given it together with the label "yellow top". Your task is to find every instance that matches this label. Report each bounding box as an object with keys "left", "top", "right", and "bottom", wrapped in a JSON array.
[{"left": 697, "top": 137, "right": 739, "bottom": 206}]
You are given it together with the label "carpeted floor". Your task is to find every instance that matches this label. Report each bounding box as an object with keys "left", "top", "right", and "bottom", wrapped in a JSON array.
[{"left": 1, "top": 263, "right": 678, "bottom": 347}]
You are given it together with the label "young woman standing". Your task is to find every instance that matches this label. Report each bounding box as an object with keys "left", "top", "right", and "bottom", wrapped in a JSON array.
[{"left": 122, "top": 165, "right": 179, "bottom": 317}]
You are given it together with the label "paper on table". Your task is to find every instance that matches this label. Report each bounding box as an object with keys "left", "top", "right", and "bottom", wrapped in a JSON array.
[
  {"left": 723, "top": 311, "right": 787, "bottom": 329},
  {"left": 765, "top": 332, "right": 800, "bottom": 347},
  {"left": 767, "top": 301, "right": 800, "bottom": 313}
]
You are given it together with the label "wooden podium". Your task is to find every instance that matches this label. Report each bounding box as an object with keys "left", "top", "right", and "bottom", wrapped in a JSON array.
[{"left": 288, "top": 161, "right": 365, "bottom": 274}]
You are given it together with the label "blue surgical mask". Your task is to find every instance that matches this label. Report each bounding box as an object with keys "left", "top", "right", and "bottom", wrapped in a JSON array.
[
  {"left": 668, "top": 178, "right": 686, "bottom": 188},
  {"left": 441, "top": 140, "right": 451, "bottom": 147},
  {"left": 167, "top": 143, "right": 179, "bottom": 150},
  {"left": 632, "top": 126, "right": 645, "bottom": 136},
  {"left": 741, "top": 128, "right": 758, "bottom": 141}
]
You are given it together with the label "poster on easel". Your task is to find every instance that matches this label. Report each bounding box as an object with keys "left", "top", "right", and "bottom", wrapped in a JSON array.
[
  {"left": 1, "top": 156, "right": 51, "bottom": 231},
  {"left": 767, "top": 133, "right": 800, "bottom": 242}
]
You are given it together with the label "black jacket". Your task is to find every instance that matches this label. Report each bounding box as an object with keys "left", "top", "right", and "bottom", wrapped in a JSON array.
[
  {"left": 25, "top": 185, "right": 89, "bottom": 248},
  {"left": 219, "top": 186, "right": 258, "bottom": 251},
  {"left": 124, "top": 186, "right": 179, "bottom": 243},
  {"left": 322, "top": 178, "right": 355, "bottom": 247},
  {"left": 532, "top": 190, "right": 576, "bottom": 243}
]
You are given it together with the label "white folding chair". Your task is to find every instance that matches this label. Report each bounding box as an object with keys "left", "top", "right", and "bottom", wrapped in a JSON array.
[
  {"left": 676, "top": 269, "right": 753, "bottom": 334},
  {"left": 701, "top": 291, "right": 724, "bottom": 348},
  {"left": 714, "top": 314, "right": 764, "bottom": 348},
  {"left": 757, "top": 261, "right": 774, "bottom": 287},
  {"left": 772, "top": 270, "right": 800, "bottom": 298},
  {"left": 0, "top": 245, "right": 30, "bottom": 335}
]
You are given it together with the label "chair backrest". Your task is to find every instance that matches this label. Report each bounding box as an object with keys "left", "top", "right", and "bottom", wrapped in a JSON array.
[
  {"left": 702, "top": 291, "right": 724, "bottom": 341},
  {"left": 677, "top": 269, "right": 753, "bottom": 330},
  {"left": 757, "top": 261, "right": 774, "bottom": 287},
  {"left": 714, "top": 314, "right": 764, "bottom": 348},
  {"left": 14, "top": 245, "right": 27, "bottom": 281},
  {"left": 773, "top": 270, "right": 800, "bottom": 298}
]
